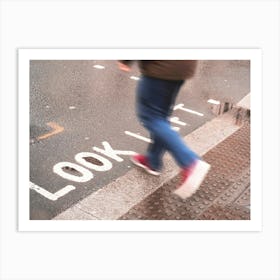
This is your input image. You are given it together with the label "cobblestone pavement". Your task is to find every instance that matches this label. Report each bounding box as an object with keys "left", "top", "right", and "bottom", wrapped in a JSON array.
[{"left": 120, "top": 121, "right": 250, "bottom": 220}]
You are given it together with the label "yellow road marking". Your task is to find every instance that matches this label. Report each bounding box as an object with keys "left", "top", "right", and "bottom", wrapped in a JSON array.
[{"left": 37, "top": 122, "right": 64, "bottom": 140}]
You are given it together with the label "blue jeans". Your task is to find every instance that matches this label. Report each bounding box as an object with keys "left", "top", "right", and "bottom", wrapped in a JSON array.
[{"left": 136, "top": 76, "right": 199, "bottom": 171}]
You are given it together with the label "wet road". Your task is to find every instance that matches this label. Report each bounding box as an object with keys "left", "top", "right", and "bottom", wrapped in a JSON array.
[{"left": 29, "top": 60, "right": 250, "bottom": 219}]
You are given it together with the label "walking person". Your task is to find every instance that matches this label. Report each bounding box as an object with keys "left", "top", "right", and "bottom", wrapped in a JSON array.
[{"left": 118, "top": 60, "right": 210, "bottom": 199}]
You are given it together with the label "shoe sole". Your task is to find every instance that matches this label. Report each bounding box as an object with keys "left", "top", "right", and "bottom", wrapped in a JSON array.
[
  {"left": 130, "top": 157, "right": 161, "bottom": 176},
  {"left": 173, "top": 160, "right": 211, "bottom": 199}
]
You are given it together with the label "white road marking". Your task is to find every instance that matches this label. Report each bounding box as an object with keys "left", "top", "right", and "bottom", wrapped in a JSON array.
[
  {"left": 93, "top": 141, "right": 136, "bottom": 162},
  {"left": 30, "top": 182, "right": 76, "bottom": 201},
  {"left": 69, "top": 106, "right": 76, "bottom": 110},
  {"left": 75, "top": 152, "right": 112, "bottom": 172},
  {"left": 130, "top": 76, "right": 140, "bottom": 81},
  {"left": 170, "top": 116, "right": 187, "bottom": 126},
  {"left": 93, "top": 65, "right": 105, "bottom": 69},
  {"left": 207, "top": 99, "right": 220, "bottom": 105},
  {"left": 53, "top": 162, "right": 94, "bottom": 182},
  {"left": 174, "top": 103, "right": 204, "bottom": 117},
  {"left": 172, "top": 126, "right": 180, "bottom": 131},
  {"left": 125, "top": 131, "right": 152, "bottom": 143}
]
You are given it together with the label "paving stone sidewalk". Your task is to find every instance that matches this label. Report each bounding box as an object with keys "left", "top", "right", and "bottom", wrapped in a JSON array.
[{"left": 120, "top": 121, "right": 250, "bottom": 220}]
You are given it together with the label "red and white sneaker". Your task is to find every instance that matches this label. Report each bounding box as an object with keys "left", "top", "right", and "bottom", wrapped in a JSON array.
[
  {"left": 174, "top": 159, "right": 211, "bottom": 199},
  {"left": 130, "top": 154, "right": 161, "bottom": 176}
]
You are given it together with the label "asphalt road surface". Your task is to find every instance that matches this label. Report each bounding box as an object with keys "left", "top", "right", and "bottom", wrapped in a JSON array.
[{"left": 29, "top": 60, "right": 250, "bottom": 219}]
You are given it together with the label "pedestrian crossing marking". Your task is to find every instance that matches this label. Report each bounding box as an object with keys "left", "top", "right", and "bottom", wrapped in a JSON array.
[
  {"left": 125, "top": 131, "right": 152, "bottom": 143},
  {"left": 174, "top": 103, "right": 204, "bottom": 117},
  {"left": 30, "top": 182, "right": 76, "bottom": 201}
]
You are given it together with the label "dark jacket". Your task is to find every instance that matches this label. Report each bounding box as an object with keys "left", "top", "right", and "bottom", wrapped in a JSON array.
[{"left": 120, "top": 60, "right": 197, "bottom": 81}]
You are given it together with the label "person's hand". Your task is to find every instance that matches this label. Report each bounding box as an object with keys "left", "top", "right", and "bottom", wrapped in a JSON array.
[{"left": 118, "top": 62, "right": 131, "bottom": 72}]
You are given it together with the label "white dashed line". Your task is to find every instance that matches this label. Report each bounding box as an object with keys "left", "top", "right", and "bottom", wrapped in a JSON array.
[
  {"left": 130, "top": 76, "right": 140, "bottom": 81},
  {"left": 208, "top": 99, "right": 221, "bottom": 105},
  {"left": 93, "top": 65, "right": 105, "bottom": 69}
]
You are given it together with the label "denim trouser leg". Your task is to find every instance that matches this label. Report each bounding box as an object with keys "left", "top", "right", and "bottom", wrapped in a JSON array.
[
  {"left": 136, "top": 76, "right": 199, "bottom": 170},
  {"left": 147, "top": 133, "right": 166, "bottom": 170}
]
